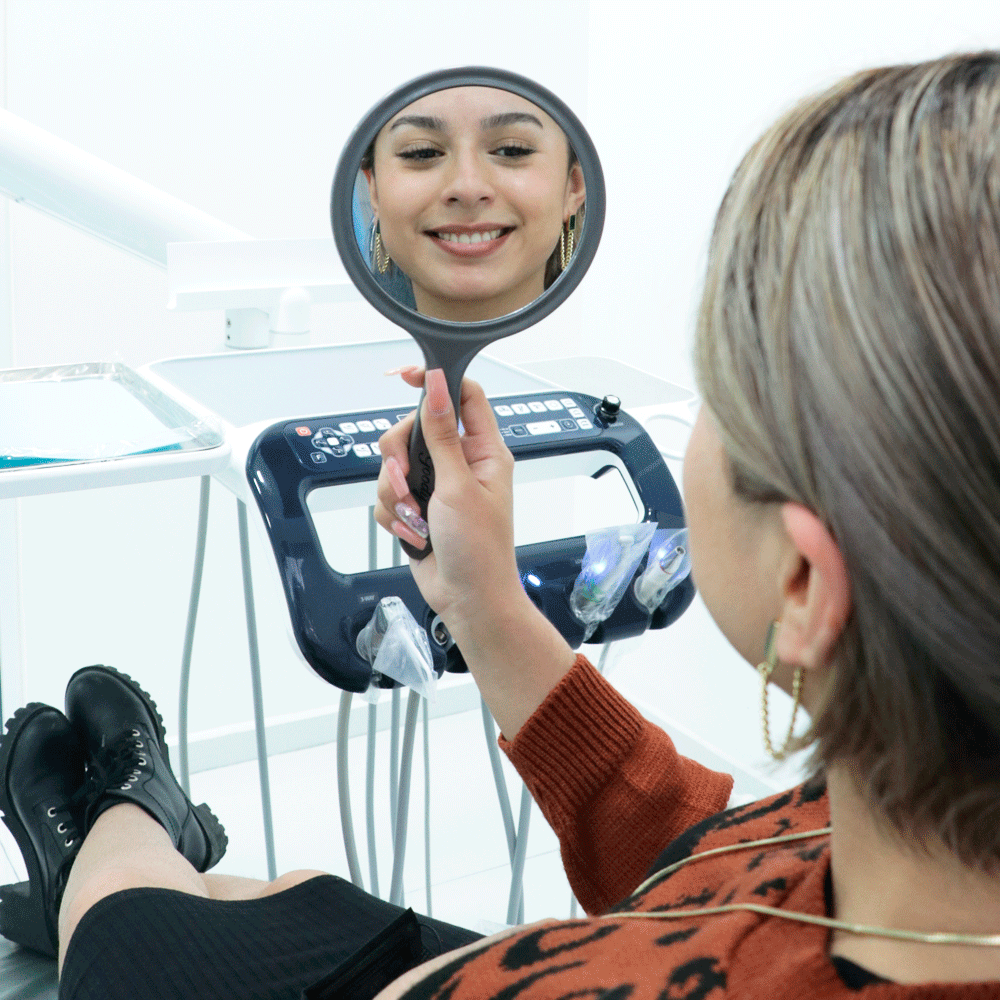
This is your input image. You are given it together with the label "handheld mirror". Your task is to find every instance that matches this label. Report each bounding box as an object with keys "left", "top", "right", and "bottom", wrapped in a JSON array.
[{"left": 331, "top": 66, "right": 605, "bottom": 558}]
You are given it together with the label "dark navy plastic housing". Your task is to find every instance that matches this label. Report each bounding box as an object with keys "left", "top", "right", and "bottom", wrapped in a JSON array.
[{"left": 246, "top": 391, "right": 694, "bottom": 692}]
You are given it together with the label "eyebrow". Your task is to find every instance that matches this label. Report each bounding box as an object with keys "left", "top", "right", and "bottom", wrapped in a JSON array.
[
  {"left": 389, "top": 114, "right": 447, "bottom": 132},
  {"left": 480, "top": 111, "right": 545, "bottom": 130},
  {"left": 388, "top": 111, "right": 545, "bottom": 133}
]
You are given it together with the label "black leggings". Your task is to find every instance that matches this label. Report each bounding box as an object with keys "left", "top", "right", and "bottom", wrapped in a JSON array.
[{"left": 59, "top": 874, "right": 482, "bottom": 1000}]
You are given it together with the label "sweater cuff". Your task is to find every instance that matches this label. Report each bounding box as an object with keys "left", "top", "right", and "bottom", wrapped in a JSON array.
[{"left": 499, "top": 654, "right": 646, "bottom": 815}]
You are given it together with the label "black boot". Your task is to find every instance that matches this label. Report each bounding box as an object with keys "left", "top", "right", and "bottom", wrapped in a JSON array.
[
  {"left": 65, "top": 665, "right": 227, "bottom": 873},
  {"left": 0, "top": 703, "right": 86, "bottom": 957}
]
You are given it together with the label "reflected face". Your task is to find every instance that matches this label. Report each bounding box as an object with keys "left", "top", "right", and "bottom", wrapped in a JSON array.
[{"left": 366, "top": 86, "right": 585, "bottom": 322}]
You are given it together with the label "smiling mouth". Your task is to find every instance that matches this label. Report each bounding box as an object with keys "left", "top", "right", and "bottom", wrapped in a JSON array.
[{"left": 428, "top": 227, "right": 513, "bottom": 245}]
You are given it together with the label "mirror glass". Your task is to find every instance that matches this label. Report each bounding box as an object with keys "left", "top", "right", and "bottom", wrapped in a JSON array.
[
  {"left": 332, "top": 67, "right": 604, "bottom": 345},
  {"left": 350, "top": 86, "right": 587, "bottom": 323}
]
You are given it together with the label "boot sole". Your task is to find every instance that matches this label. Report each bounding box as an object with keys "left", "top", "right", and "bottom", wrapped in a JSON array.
[
  {"left": 0, "top": 704, "right": 63, "bottom": 956},
  {"left": 68, "top": 665, "right": 228, "bottom": 871}
]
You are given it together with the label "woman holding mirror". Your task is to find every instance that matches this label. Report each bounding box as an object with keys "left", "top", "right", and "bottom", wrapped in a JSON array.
[
  {"left": 6, "top": 51, "right": 1000, "bottom": 999},
  {"left": 359, "top": 86, "right": 586, "bottom": 322}
]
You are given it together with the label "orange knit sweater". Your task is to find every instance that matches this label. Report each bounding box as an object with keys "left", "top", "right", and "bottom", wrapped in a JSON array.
[{"left": 399, "top": 656, "right": 1000, "bottom": 999}]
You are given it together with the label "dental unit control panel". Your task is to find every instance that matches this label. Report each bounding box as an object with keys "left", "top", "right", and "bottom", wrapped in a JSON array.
[
  {"left": 283, "top": 391, "right": 598, "bottom": 472},
  {"left": 247, "top": 388, "right": 693, "bottom": 694}
]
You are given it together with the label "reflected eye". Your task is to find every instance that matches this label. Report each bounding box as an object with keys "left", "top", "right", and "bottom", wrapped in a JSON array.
[
  {"left": 398, "top": 145, "right": 443, "bottom": 162},
  {"left": 493, "top": 142, "right": 534, "bottom": 159}
]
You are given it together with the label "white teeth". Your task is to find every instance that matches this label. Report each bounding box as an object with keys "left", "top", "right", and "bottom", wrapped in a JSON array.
[{"left": 437, "top": 229, "right": 502, "bottom": 244}]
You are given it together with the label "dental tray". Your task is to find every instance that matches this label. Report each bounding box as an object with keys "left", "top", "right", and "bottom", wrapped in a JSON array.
[
  {"left": 0, "top": 362, "right": 226, "bottom": 495},
  {"left": 0, "top": 362, "right": 223, "bottom": 468}
]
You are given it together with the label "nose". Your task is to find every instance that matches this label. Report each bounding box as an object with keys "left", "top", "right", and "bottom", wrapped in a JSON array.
[{"left": 440, "top": 150, "right": 494, "bottom": 207}]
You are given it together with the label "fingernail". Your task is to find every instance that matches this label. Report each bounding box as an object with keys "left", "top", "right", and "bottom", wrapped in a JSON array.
[
  {"left": 391, "top": 520, "right": 428, "bottom": 549},
  {"left": 384, "top": 365, "right": 419, "bottom": 377},
  {"left": 394, "top": 502, "right": 429, "bottom": 539},
  {"left": 385, "top": 457, "right": 409, "bottom": 500},
  {"left": 426, "top": 368, "right": 451, "bottom": 416}
]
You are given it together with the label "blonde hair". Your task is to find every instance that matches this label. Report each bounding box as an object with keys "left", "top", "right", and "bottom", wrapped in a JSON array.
[{"left": 695, "top": 53, "right": 1000, "bottom": 868}]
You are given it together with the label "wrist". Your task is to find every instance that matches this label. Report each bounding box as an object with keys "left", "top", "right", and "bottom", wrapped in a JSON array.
[{"left": 446, "top": 587, "right": 577, "bottom": 739}]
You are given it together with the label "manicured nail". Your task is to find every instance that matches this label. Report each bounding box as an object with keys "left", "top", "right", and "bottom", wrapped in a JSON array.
[
  {"left": 385, "top": 456, "right": 409, "bottom": 500},
  {"left": 394, "top": 502, "right": 429, "bottom": 539},
  {"left": 384, "top": 365, "right": 420, "bottom": 377},
  {"left": 426, "top": 368, "right": 451, "bottom": 416},
  {"left": 391, "top": 520, "right": 427, "bottom": 549}
]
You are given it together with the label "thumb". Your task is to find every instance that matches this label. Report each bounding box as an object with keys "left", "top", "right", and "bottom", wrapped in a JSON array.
[{"left": 416, "top": 368, "right": 469, "bottom": 494}]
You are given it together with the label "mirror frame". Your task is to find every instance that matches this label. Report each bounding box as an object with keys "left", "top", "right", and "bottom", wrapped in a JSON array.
[{"left": 330, "top": 65, "right": 606, "bottom": 342}]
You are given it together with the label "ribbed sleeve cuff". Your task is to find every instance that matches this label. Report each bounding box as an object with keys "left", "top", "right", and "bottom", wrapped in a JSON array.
[{"left": 499, "top": 654, "right": 646, "bottom": 822}]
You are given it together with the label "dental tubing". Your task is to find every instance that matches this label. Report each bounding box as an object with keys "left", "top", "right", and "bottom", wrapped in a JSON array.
[{"left": 350, "top": 597, "right": 436, "bottom": 908}]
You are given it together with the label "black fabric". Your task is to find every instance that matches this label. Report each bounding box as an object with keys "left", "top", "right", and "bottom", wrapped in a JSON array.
[
  {"left": 58, "top": 874, "right": 481, "bottom": 1000},
  {"left": 831, "top": 955, "right": 888, "bottom": 990},
  {"left": 303, "top": 908, "right": 423, "bottom": 1000}
]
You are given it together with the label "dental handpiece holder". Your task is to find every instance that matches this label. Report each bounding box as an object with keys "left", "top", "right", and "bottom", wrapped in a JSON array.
[{"left": 246, "top": 389, "right": 693, "bottom": 693}]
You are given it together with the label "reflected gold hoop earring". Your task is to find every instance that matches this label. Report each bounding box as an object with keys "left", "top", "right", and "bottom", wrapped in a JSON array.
[
  {"left": 559, "top": 214, "right": 577, "bottom": 271},
  {"left": 757, "top": 622, "right": 803, "bottom": 760},
  {"left": 372, "top": 221, "right": 391, "bottom": 275}
]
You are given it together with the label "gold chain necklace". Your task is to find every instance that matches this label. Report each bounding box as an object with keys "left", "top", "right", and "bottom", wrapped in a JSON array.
[{"left": 601, "top": 827, "right": 1000, "bottom": 946}]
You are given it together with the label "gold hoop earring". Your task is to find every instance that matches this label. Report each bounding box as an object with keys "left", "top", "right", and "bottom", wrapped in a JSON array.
[
  {"left": 373, "top": 223, "right": 391, "bottom": 275},
  {"left": 757, "top": 622, "right": 803, "bottom": 760},
  {"left": 559, "top": 214, "right": 577, "bottom": 271}
]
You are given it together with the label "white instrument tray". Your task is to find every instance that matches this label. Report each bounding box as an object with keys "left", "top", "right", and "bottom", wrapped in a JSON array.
[{"left": 0, "top": 362, "right": 227, "bottom": 497}]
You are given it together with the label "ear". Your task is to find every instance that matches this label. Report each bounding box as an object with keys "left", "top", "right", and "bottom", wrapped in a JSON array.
[
  {"left": 772, "top": 503, "right": 851, "bottom": 672},
  {"left": 564, "top": 163, "right": 586, "bottom": 218},
  {"left": 364, "top": 168, "right": 378, "bottom": 215}
]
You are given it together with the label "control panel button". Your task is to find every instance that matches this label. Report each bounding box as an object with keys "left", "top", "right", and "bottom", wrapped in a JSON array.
[
  {"left": 528, "top": 401, "right": 547, "bottom": 413},
  {"left": 545, "top": 400, "right": 564, "bottom": 411},
  {"left": 373, "top": 418, "right": 392, "bottom": 431},
  {"left": 357, "top": 420, "right": 375, "bottom": 433},
  {"left": 510, "top": 424, "right": 528, "bottom": 436},
  {"left": 576, "top": 417, "right": 593, "bottom": 430},
  {"left": 494, "top": 404, "right": 513, "bottom": 416},
  {"left": 560, "top": 418, "right": 578, "bottom": 430},
  {"left": 353, "top": 444, "right": 372, "bottom": 458},
  {"left": 339, "top": 422, "right": 359, "bottom": 434},
  {"left": 559, "top": 397, "right": 576, "bottom": 408},
  {"left": 295, "top": 426, "right": 312, "bottom": 437},
  {"left": 371, "top": 442, "right": 381, "bottom": 455},
  {"left": 526, "top": 420, "right": 561, "bottom": 435},
  {"left": 310, "top": 451, "right": 328, "bottom": 464},
  {"left": 569, "top": 408, "right": 585, "bottom": 419},
  {"left": 512, "top": 403, "right": 530, "bottom": 415}
]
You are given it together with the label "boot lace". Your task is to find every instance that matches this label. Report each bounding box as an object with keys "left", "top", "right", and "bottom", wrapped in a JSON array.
[{"left": 89, "top": 728, "right": 150, "bottom": 796}]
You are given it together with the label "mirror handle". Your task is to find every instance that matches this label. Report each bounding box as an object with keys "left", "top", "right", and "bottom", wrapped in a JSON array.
[{"left": 401, "top": 402, "right": 434, "bottom": 560}]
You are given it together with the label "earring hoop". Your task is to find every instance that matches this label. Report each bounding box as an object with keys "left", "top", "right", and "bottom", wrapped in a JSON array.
[
  {"left": 757, "top": 622, "right": 803, "bottom": 760},
  {"left": 371, "top": 221, "right": 392, "bottom": 275},
  {"left": 559, "top": 214, "right": 577, "bottom": 271}
]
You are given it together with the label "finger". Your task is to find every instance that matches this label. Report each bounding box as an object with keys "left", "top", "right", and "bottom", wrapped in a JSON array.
[
  {"left": 456, "top": 377, "right": 506, "bottom": 446},
  {"left": 390, "top": 517, "right": 428, "bottom": 550},
  {"left": 377, "top": 410, "right": 416, "bottom": 481},
  {"left": 384, "top": 364, "right": 426, "bottom": 389},
  {"left": 418, "top": 368, "right": 472, "bottom": 489},
  {"left": 384, "top": 456, "right": 410, "bottom": 501}
]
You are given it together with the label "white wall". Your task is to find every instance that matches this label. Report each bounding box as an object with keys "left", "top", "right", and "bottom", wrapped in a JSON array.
[{"left": 0, "top": 0, "right": 997, "bottom": 790}]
